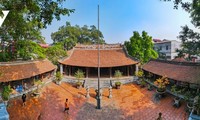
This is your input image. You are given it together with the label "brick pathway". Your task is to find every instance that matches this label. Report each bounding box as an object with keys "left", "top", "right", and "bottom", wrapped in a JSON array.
[{"left": 7, "top": 82, "right": 188, "bottom": 120}]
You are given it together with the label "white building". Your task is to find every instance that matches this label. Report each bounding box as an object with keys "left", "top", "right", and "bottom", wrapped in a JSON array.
[{"left": 153, "top": 39, "right": 182, "bottom": 60}]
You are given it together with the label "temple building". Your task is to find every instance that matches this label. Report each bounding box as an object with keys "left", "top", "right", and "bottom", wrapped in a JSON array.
[
  {"left": 0, "top": 59, "right": 56, "bottom": 89},
  {"left": 59, "top": 44, "right": 139, "bottom": 79},
  {"left": 143, "top": 59, "right": 200, "bottom": 87}
]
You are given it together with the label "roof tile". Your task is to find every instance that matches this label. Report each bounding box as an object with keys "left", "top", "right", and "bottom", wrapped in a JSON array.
[
  {"left": 0, "top": 59, "right": 56, "bottom": 82},
  {"left": 143, "top": 60, "right": 200, "bottom": 84},
  {"left": 60, "top": 45, "right": 138, "bottom": 67}
]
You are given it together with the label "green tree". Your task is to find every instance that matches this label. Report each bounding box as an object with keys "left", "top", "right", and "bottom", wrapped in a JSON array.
[
  {"left": 16, "top": 40, "right": 46, "bottom": 60},
  {"left": 178, "top": 25, "right": 200, "bottom": 59},
  {"left": 45, "top": 43, "right": 67, "bottom": 64},
  {"left": 2, "top": 85, "right": 12, "bottom": 101},
  {"left": 156, "top": 48, "right": 167, "bottom": 60},
  {"left": 0, "top": 40, "right": 46, "bottom": 62},
  {"left": 51, "top": 22, "right": 105, "bottom": 49},
  {"left": 124, "top": 31, "right": 158, "bottom": 63},
  {"left": 0, "top": 0, "right": 74, "bottom": 42},
  {"left": 0, "top": 0, "right": 74, "bottom": 61},
  {"left": 162, "top": 0, "right": 200, "bottom": 59},
  {"left": 74, "top": 69, "right": 85, "bottom": 80},
  {"left": 55, "top": 71, "right": 63, "bottom": 84},
  {"left": 63, "top": 38, "right": 77, "bottom": 50},
  {"left": 74, "top": 69, "right": 85, "bottom": 87}
]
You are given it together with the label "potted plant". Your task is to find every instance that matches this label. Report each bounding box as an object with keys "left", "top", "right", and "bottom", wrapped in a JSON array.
[
  {"left": 55, "top": 71, "right": 62, "bottom": 85},
  {"left": 171, "top": 85, "right": 180, "bottom": 98},
  {"left": 193, "top": 96, "right": 200, "bottom": 115},
  {"left": 2, "top": 85, "right": 12, "bottom": 106},
  {"left": 188, "top": 95, "right": 200, "bottom": 119},
  {"left": 74, "top": 69, "right": 85, "bottom": 89},
  {"left": 115, "top": 81, "right": 121, "bottom": 89},
  {"left": 114, "top": 70, "right": 122, "bottom": 89},
  {"left": 147, "top": 84, "right": 153, "bottom": 91},
  {"left": 135, "top": 70, "right": 143, "bottom": 85},
  {"left": 154, "top": 76, "right": 169, "bottom": 94},
  {"left": 33, "top": 80, "right": 43, "bottom": 97},
  {"left": 140, "top": 79, "right": 146, "bottom": 88},
  {"left": 146, "top": 72, "right": 153, "bottom": 78},
  {"left": 184, "top": 91, "right": 194, "bottom": 112},
  {"left": 171, "top": 85, "right": 181, "bottom": 107}
]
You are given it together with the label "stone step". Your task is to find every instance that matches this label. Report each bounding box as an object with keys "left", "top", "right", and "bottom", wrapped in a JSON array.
[{"left": 84, "top": 80, "right": 111, "bottom": 89}]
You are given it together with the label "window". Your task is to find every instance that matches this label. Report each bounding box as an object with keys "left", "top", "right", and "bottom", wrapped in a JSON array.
[
  {"left": 160, "top": 46, "right": 162, "bottom": 50},
  {"left": 167, "top": 56, "right": 171, "bottom": 59},
  {"left": 166, "top": 46, "right": 168, "bottom": 50}
]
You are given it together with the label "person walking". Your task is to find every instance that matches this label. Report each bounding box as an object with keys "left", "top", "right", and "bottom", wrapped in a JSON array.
[
  {"left": 22, "top": 94, "right": 26, "bottom": 106},
  {"left": 64, "top": 99, "right": 69, "bottom": 114},
  {"left": 156, "top": 112, "right": 162, "bottom": 120}
]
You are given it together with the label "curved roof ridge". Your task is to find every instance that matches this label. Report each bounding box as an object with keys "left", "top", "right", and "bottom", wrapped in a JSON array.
[
  {"left": 75, "top": 44, "right": 122, "bottom": 50},
  {"left": 0, "top": 59, "right": 49, "bottom": 66},
  {"left": 152, "top": 59, "right": 200, "bottom": 66}
]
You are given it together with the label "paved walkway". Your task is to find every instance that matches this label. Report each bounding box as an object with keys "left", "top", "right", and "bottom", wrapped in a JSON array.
[{"left": 7, "top": 82, "right": 188, "bottom": 120}]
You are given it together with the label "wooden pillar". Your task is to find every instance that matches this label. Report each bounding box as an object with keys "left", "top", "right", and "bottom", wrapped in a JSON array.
[
  {"left": 135, "top": 64, "right": 138, "bottom": 73},
  {"left": 110, "top": 68, "right": 112, "bottom": 78},
  {"left": 86, "top": 68, "right": 88, "bottom": 78},
  {"left": 69, "top": 66, "right": 71, "bottom": 77},
  {"left": 127, "top": 66, "right": 129, "bottom": 76},
  {"left": 60, "top": 64, "right": 63, "bottom": 75}
]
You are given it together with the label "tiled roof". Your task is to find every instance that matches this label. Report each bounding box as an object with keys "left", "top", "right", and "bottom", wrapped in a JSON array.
[
  {"left": 143, "top": 60, "right": 200, "bottom": 84},
  {"left": 0, "top": 59, "right": 56, "bottom": 82},
  {"left": 171, "top": 57, "right": 187, "bottom": 62},
  {"left": 60, "top": 45, "right": 138, "bottom": 67}
]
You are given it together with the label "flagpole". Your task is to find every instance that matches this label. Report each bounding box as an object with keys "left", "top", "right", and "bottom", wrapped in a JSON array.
[{"left": 96, "top": 4, "right": 101, "bottom": 109}]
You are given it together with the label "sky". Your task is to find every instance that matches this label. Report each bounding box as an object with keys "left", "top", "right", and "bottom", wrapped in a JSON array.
[{"left": 41, "top": 0, "right": 194, "bottom": 44}]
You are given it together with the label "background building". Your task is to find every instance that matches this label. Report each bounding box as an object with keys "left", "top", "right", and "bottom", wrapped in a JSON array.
[{"left": 153, "top": 39, "right": 182, "bottom": 60}]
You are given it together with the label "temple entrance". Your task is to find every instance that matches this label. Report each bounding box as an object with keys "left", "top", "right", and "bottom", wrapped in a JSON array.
[
  {"left": 88, "top": 67, "right": 97, "bottom": 78},
  {"left": 64, "top": 65, "right": 136, "bottom": 78}
]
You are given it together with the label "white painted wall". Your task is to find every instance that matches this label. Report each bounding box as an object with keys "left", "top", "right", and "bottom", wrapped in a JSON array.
[{"left": 154, "top": 40, "right": 182, "bottom": 60}]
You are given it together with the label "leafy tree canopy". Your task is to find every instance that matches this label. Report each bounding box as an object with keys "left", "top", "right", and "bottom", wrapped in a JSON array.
[
  {"left": 0, "top": 40, "right": 46, "bottom": 62},
  {"left": 124, "top": 31, "right": 158, "bottom": 63},
  {"left": 0, "top": 0, "right": 74, "bottom": 42},
  {"left": 16, "top": 40, "right": 46, "bottom": 60},
  {"left": 0, "top": 40, "right": 67, "bottom": 63},
  {"left": 0, "top": 0, "right": 73, "bottom": 62},
  {"left": 51, "top": 22, "right": 105, "bottom": 50},
  {"left": 178, "top": 25, "right": 200, "bottom": 58},
  {"left": 45, "top": 43, "right": 67, "bottom": 64}
]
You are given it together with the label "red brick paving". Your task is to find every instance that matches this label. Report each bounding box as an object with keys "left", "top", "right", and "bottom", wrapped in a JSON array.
[{"left": 7, "top": 83, "right": 188, "bottom": 120}]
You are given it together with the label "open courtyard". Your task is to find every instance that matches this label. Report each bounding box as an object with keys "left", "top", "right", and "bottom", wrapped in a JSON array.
[{"left": 7, "top": 82, "right": 188, "bottom": 120}]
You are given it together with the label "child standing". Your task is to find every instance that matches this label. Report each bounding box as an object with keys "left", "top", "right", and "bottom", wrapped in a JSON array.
[
  {"left": 22, "top": 94, "right": 26, "bottom": 106},
  {"left": 64, "top": 99, "right": 69, "bottom": 114}
]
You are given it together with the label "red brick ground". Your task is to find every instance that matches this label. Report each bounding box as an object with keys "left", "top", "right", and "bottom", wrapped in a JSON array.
[{"left": 7, "top": 82, "right": 188, "bottom": 120}]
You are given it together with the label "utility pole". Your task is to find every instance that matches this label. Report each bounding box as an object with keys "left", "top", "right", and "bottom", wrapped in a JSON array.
[{"left": 96, "top": 4, "right": 101, "bottom": 109}]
